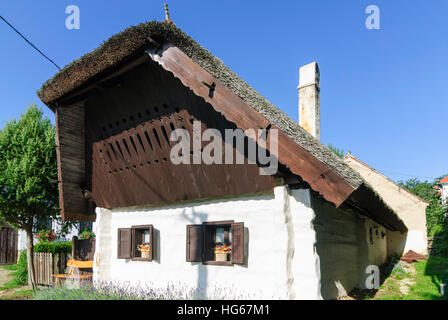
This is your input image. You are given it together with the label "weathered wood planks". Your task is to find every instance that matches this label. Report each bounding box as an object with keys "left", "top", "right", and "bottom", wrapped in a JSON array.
[
  {"left": 56, "top": 102, "right": 95, "bottom": 221},
  {"left": 146, "top": 44, "right": 356, "bottom": 207}
]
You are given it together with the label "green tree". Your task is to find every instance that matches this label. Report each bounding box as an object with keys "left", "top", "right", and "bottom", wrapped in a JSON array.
[
  {"left": 0, "top": 105, "right": 59, "bottom": 289},
  {"left": 398, "top": 175, "right": 448, "bottom": 237},
  {"left": 328, "top": 144, "right": 350, "bottom": 159}
]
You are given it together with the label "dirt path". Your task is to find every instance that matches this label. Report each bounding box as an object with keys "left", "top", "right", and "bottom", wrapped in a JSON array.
[
  {"left": 0, "top": 266, "right": 14, "bottom": 288},
  {"left": 340, "top": 262, "right": 418, "bottom": 300},
  {"left": 0, "top": 266, "right": 33, "bottom": 299}
]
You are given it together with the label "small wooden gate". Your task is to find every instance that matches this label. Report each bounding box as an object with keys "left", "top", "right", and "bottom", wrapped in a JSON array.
[
  {"left": 33, "top": 252, "right": 69, "bottom": 286},
  {"left": 0, "top": 225, "right": 18, "bottom": 265}
]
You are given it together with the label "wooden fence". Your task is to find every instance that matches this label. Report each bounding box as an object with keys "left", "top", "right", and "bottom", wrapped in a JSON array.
[
  {"left": 33, "top": 252, "right": 70, "bottom": 286},
  {"left": 33, "top": 237, "right": 94, "bottom": 286}
]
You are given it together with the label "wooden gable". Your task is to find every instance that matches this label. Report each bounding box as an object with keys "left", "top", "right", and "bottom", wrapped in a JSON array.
[
  {"left": 52, "top": 42, "right": 360, "bottom": 221},
  {"left": 55, "top": 54, "right": 277, "bottom": 219},
  {"left": 145, "top": 43, "right": 357, "bottom": 207}
]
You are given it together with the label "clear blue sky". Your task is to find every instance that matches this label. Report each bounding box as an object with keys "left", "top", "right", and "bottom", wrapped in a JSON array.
[{"left": 1, "top": 0, "right": 447, "bottom": 183}]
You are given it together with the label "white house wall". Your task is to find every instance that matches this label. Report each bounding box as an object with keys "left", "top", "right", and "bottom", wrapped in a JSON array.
[
  {"left": 93, "top": 185, "right": 390, "bottom": 300},
  {"left": 93, "top": 186, "right": 324, "bottom": 300},
  {"left": 387, "top": 229, "right": 427, "bottom": 256},
  {"left": 287, "top": 188, "right": 321, "bottom": 299},
  {"left": 441, "top": 183, "right": 448, "bottom": 205}
]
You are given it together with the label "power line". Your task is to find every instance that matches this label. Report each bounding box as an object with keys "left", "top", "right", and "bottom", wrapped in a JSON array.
[{"left": 0, "top": 15, "right": 61, "bottom": 70}]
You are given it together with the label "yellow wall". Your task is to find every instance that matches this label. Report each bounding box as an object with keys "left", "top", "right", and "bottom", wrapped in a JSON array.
[{"left": 344, "top": 155, "right": 428, "bottom": 254}]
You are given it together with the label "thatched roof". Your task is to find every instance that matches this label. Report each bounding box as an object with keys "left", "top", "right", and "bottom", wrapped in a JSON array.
[
  {"left": 38, "top": 21, "right": 407, "bottom": 232},
  {"left": 38, "top": 21, "right": 364, "bottom": 188}
]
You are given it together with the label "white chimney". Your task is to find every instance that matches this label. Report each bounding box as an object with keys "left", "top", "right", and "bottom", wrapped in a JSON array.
[{"left": 298, "top": 62, "right": 320, "bottom": 140}]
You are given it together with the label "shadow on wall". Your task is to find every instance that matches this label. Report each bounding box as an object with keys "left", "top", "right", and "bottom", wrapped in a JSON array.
[
  {"left": 386, "top": 230, "right": 406, "bottom": 258},
  {"left": 180, "top": 208, "right": 208, "bottom": 298},
  {"left": 153, "top": 228, "right": 161, "bottom": 264},
  {"left": 312, "top": 194, "right": 395, "bottom": 299}
]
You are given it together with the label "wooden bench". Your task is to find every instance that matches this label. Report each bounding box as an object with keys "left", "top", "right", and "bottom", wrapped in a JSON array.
[{"left": 52, "top": 259, "right": 94, "bottom": 286}]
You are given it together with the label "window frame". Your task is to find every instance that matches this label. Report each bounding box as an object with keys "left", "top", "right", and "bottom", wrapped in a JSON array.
[
  {"left": 117, "top": 225, "right": 154, "bottom": 262},
  {"left": 131, "top": 224, "right": 153, "bottom": 262},
  {"left": 202, "top": 220, "right": 234, "bottom": 266}
]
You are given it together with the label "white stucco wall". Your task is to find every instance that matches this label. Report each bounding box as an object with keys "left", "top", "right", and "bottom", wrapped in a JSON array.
[
  {"left": 286, "top": 188, "right": 321, "bottom": 299},
  {"left": 93, "top": 184, "right": 391, "bottom": 300},
  {"left": 441, "top": 183, "right": 448, "bottom": 205},
  {"left": 93, "top": 186, "right": 324, "bottom": 300}
]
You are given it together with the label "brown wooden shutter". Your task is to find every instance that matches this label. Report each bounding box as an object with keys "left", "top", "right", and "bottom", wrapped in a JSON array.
[
  {"left": 117, "top": 228, "right": 132, "bottom": 259},
  {"left": 149, "top": 225, "right": 154, "bottom": 262},
  {"left": 231, "top": 222, "right": 245, "bottom": 264},
  {"left": 186, "top": 225, "right": 203, "bottom": 262}
]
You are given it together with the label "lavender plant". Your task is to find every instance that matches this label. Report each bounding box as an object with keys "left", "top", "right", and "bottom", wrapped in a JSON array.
[{"left": 33, "top": 280, "right": 268, "bottom": 300}]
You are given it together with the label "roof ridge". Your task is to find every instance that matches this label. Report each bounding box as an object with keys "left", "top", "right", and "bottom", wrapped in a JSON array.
[
  {"left": 344, "top": 153, "right": 430, "bottom": 205},
  {"left": 38, "top": 21, "right": 365, "bottom": 191}
]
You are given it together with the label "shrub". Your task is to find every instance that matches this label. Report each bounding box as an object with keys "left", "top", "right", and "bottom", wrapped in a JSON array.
[
  {"left": 16, "top": 250, "right": 28, "bottom": 285},
  {"left": 33, "top": 241, "right": 72, "bottom": 254}
]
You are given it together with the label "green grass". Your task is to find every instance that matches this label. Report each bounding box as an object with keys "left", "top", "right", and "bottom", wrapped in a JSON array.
[
  {"left": 0, "top": 250, "right": 28, "bottom": 291},
  {"left": 1, "top": 264, "right": 18, "bottom": 271},
  {"left": 371, "top": 257, "right": 448, "bottom": 300},
  {"left": 0, "top": 265, "right": 23, "bottom": 291},
  {"left": 0, "top": 288, "right": 34, "bottom": 300}
]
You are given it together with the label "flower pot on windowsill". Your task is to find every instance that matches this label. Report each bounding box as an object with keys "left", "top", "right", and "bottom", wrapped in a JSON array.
[
  {"left": 216, "top": 253, "right": 229, "bottom": 262},
  {"left": 140, "top": 250, "right": 150, "bottom": 259}
]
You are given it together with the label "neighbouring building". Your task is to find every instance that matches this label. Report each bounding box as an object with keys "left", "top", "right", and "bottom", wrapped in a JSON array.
[
  {"left": 16, "top": 220, "right": 91, "bottom": 258},
  {"left": 440, "top": 175, "right": 448, "bottom": 205},
  {"left": 37, "top": 21, "right": 407, "bottom": 299},
  {"left": 344, "top": 153, "right": 429, "bottom": 255}
]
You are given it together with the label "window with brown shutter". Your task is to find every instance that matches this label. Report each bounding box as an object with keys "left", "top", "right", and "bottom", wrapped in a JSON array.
[
  {"left": 186, "top": 220, "right": 245, "bottom": 266},
  {"left": 186, "top": 224, "right": 203, "bottom": 262},
  {"left": 117, "top": 225, "right": 154, "bottom": 261}
]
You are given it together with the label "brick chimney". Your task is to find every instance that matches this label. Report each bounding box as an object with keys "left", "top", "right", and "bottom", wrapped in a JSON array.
[{"left": 298, "top": 62, "right": 320, "bottom": 140}]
